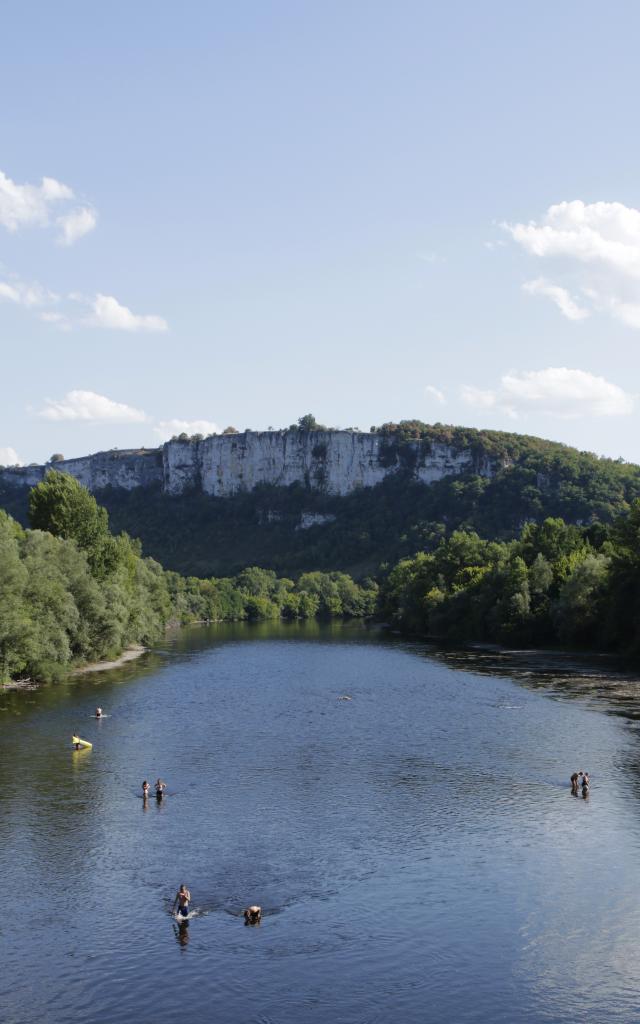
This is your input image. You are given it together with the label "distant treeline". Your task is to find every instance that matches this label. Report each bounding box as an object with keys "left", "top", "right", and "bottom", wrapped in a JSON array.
[
  {"left": 379, "top": 508, "right": 640, "bottom": 654},
  {"left": 0, "top": 472, "right": 377, "bottom": 683}
]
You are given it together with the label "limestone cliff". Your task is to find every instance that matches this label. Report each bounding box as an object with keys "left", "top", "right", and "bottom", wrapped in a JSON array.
[{"left": 0, "top": 430, "right": 495, "bottom": 497}]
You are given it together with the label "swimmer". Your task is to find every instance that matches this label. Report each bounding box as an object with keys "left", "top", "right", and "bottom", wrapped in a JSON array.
[
  {"left": 244, "top": 905, "right": 261, "bottom": 925},
  {"left": 95, "top": 707, "right": 103, "bottom": 718},
  {"left": 173, "top": 884, "right": 191, "bottom": 919},
  {"left": 155, "top": 778, "right": 166, "bottom": 799},
  {"left": 582, "top": 772, "right": 590, "bottom": 796},
  {"left": 142, "top": 780, "right": 150, "bottom": 799},
  {"left": 570, "top": 771, "right": 581, "bottom": 794}
]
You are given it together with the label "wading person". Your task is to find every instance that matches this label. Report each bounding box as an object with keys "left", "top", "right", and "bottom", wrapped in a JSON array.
[{"left": 173, "top": 885, "right": 191, "bottom": 919}]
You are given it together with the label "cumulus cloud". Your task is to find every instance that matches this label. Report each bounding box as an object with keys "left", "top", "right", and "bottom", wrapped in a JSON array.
[
  {"left": 461, "top": 367, "right": 633, "bottom": 419},
  {"left": 522, "top": 277, "right": 589, "bottom": 321},
  {"left": 504, "top": 200, "right": 640, "bottom": 329},
  {"left": 0, "top": 446, "right": 21, "bottom": 466},
  {"left": 38, "top": 390, "right": 148, "bottom": 423},
  {"left": 85, "top": 294, "right": 168, "bottom": 332},
  {"left": 154, "top": 419, "right": 220, "bottom": 440},
  {"left": 425, "top": 385, "right": 446, "bottom": 404},
  {"left": 57, "top": 206, "right": 97, "bottom": 245},
  {"left": 0, "top": 169, "right": 94, "bottom": 243}
]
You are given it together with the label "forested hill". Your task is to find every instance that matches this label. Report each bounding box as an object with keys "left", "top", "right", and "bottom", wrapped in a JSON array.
[{"left": 2, "top": 422, "right": 640, "bottom": 578}]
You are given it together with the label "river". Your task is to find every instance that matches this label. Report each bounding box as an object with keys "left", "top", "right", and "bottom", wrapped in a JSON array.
[{"left": 2, "top": 620, "right": 640, "bottom": 1024}]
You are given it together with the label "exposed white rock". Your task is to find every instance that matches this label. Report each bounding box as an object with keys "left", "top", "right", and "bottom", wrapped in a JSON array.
[{"left": 0, "top": 431, "right": 496, "bottom": 497}]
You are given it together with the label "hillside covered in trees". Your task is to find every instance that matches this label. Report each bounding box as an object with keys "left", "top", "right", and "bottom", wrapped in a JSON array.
[
  {"left": 2, "top": 423, "right": 636, "bottom": 579},
  {"left": 0, "top": 472, "right": 376, "bottom": 683}
]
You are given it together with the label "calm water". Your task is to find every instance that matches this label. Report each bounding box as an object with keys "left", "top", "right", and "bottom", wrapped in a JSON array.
[{"left": 3, "top": 621, "right": 640, "bottom": 1024}]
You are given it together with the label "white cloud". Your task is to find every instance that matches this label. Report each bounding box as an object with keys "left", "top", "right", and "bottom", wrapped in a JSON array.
[
  {"left": 504, "top": 200, "right": 640, "bottom": 329},
  {"left": 154, "top": 418, "right": 219, "bottom": 440},
  {"left": 0, "top": 276, "right": 57, "bottom": 307},
  {"left": 85, "top": 293, "right": 168, "bottom": 332},
  {"left": 523, "top": 277, "right": 589, "bottom": 321},
  {"left": 0, "top": 446, "right": 21, "bottom": 466},
  {"left": 461, "top": 367, "right": 633, "bottom": 419},
  {"left": 38, "top": 390, "right": 148, "bottom": 423},
  {"left": 0, "top": 170, "right": 72, "bottom": 231},
  {"left": 57, "top": 206, "right": 97, "bottom": 245},
  {"left": 0, "top": 169, "right": 95, "bottom": 246},
  {"left": 425, "top": 385, "right": 446, "bottom": 404},
  {"left": 0, "top": 275, "right": 168, "bottom": 333}
]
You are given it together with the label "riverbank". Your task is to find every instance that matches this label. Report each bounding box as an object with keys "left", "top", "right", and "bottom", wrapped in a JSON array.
[{"left": 71, "top": 645, "right": 147, "bottom": 675}]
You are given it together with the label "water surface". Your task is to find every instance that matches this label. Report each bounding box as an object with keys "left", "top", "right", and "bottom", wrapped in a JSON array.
[{"left": 2, "top": 621, "right": 640, "bottom": 1024}]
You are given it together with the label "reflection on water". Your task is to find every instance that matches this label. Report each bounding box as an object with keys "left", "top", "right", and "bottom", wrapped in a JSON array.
[{"left": 2, "top": 621, "right": 640, "bottom": 1024}]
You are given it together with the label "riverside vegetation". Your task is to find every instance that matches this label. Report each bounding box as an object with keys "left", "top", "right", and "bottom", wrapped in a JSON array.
[
  {"left": 5, "top": 418, "right": 640, "bottom": 682},
  {"left": 379, "top": 510, "right": 640, "bottom": 654},
  {"left": 0, "top": 472, "right": 377, "bottom": 683}
]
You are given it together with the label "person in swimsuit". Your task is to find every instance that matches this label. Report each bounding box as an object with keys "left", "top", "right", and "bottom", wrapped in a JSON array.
[
  {"left": 95, "top": 707, "right": 103, "bottom": 718},
  {"left": 155, "top": 779, "right": 166, "bottom": 799},
  {"left": 581, "top": 772, "right": 590, "bottom": 797},
  {"left": 570, "top": 772, "right": 580, "bottom": 794},
  {"left": 244, "top": 905, "right": 261, "bottom": 925},
  {"left": 142, "top": 780, "right": 150, "bottom": 799},
  {"left": 173, "top": 885, "right": 191, "bottom": 918}
]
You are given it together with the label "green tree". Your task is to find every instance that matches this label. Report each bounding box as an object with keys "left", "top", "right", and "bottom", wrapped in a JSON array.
[{"left": 29, "top": 472, "right": 114, "bottom": 578}]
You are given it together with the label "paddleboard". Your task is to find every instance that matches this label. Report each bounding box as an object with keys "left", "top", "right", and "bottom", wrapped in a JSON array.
[{"left": 72, "top": 735, "right": 92, "bottom": 749}]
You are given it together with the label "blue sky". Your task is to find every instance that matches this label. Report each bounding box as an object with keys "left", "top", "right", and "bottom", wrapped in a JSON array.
[{"left": 2, "top": 1, "right": 640, "bottom": 464}]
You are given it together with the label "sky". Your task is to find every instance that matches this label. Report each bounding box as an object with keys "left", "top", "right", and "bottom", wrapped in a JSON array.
[{"left": 2, "top": 0, "right": 640, "bottom": 465}]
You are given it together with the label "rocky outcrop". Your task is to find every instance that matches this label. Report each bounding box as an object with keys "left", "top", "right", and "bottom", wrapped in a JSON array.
[{"left": 0, "top": 430, "right": 495, "bottom": 497}]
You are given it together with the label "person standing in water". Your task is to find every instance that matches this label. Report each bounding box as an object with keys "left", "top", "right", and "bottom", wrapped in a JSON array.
[
  {"left": 95, "top": 707, "right": 103, "bottom": 719},
  {"left": 142, "top": 780, "right": 150, "bottom": 799},
  {"left": 581, "top": 772, "right": 590, "bottom": 797},
  {"left": 173, "top": 885, "right": 191, "bottom": 919},
  {"left": 155, "top": 778, "right": 166, "bottom": 800}
]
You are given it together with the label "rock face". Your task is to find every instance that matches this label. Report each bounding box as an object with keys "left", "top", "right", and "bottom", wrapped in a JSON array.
[{"left": 0, "top": 430, "right": 495, "bottom": 497}]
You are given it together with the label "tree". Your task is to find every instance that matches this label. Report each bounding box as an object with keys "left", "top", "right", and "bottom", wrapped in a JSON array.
[
  {"left": 49, "top": 453, "right": 65, "bottom": 463},
  {"left": 28, "top": 472, "right": 114, "bottom": 578},
  {"left": 0, "top": 513, "right": 31, "bottom": 681},
  {"left": 297, "top": 414, "right": 327, "bottom": 431},
  {"left": 222, "top": 426, "right": 239, "bottom": 435}
]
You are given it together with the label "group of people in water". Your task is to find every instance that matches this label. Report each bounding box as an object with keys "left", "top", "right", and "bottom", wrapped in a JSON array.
[
  {"left": 171, "top": 884, "right": 261, "bottom": 926},
  {"left": 142, "top": 778, "right": 167, "bottom": 801},
  {"left": 570, "top": 770, "right": 590, "bottom": 797},
  {"left": 82, "top": 704, "right": 261, "bottom": 927}
]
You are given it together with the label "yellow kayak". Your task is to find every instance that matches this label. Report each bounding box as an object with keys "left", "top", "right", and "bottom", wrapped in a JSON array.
[{"left": 72, "top": 735, "right": 92, "bottom": 749}]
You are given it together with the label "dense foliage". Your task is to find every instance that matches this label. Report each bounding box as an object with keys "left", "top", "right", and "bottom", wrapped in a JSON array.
[
  {"left": 0, "top": 472, "right": 377, "bottom": 682},
  {"left": 2, "top": 426, "right": 639, "bottom": 579},
  {"left": 379, "top": 507, "right": 640, "bottom": 654}
]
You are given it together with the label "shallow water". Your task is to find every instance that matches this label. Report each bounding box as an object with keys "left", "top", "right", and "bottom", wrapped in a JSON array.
[{"left": 2, "top": 621, "right": 640, "bottom": 1023}]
